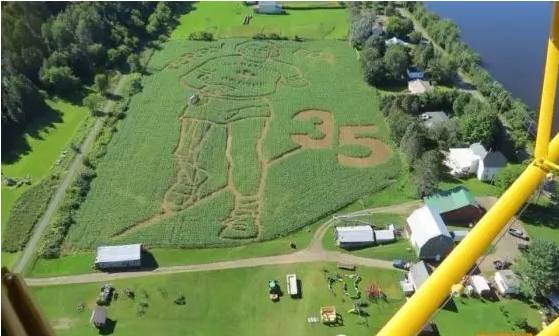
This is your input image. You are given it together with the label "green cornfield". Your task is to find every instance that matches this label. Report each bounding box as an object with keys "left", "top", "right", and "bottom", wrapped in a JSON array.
[{"left": 65, "top": 39, "right": 402, "bottom": 249}]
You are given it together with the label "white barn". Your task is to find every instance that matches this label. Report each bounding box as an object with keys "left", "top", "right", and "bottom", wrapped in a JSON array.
[
  {"left": 334, "top": 225, "right": 375, "bottom": 248},
  {"left": 95, "top": 244, "right": 142, "bottom": 269},
  {"left": 405, "top": 206, "right": 454, "bottom": 261}
]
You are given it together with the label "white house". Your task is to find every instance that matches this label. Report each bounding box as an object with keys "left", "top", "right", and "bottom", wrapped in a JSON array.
[
  {"left": 95, "top": 244, "right": 143, "bottom": 269},
  {"left": 470, "top": 275, "right": 491, "bottom": 297},
  {"left": 408, "top": 79, "right": 433, "bottom": 94},
  {"left": 334, "top": 225, "right": 375, "bottom": 248},
  {"left": 494, "top": 270, "right": 520, "bottom": 295},
  {"left": 444, "top": 142, "right": 507, "bottom": 181},
  {"left": 405, "top": 206, "right": 454, "bottom": 261}
]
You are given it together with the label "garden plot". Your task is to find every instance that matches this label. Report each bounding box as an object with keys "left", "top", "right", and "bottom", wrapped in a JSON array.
[{"left": 66, "top": 39, "right": 400, "bottom": 249}]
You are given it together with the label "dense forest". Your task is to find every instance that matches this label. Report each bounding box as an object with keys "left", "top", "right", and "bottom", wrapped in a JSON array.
[{"left": 1, "top": 1, "right": 187, "bottom": 155}]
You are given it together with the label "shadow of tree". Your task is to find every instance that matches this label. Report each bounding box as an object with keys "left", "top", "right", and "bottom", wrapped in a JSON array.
[
  {"left": 521, "top": 203, "right": 559, "bottom": 229},
  {"left": 1, "top": 103, "right": 62, "bottom": 165}
]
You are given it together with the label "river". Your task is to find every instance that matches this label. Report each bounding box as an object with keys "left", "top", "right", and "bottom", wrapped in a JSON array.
[{"left": 426, "top": 1, "right": 555, "bottom": 117}]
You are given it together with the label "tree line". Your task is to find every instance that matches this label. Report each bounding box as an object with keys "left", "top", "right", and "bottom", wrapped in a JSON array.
[
  {"left": 1, "top": 2, "right": 187, "bottom": 149},
  {"left": 409, "top": 3, "right": 535, "bottom": 150}
]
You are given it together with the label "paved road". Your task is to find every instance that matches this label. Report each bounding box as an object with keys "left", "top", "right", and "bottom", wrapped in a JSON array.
[
  {"left": 14, "top": 76, "right": 129, "bottom": 273},
  {"left": 25, "top": 201, "right": 423, "bottom": 286}
]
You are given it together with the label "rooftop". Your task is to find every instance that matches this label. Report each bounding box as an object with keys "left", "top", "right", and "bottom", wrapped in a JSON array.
[
  {"left": 95, "top": 244, "right": 142, "bottom": 263},
  {"left": 335, "top": 225, "right": 374, "bottom": 243},
  {"left": 407, "top": 205, "right": 451, "bottom": 248},
  {"left": 409, "top": 261, "right": 430, "bottom": 289},
  {"left": 420, "top": 111, "right": 449, "bottom": 129},
  {"left": 424, "top": 186, "right": 478, "bottom": 214}
]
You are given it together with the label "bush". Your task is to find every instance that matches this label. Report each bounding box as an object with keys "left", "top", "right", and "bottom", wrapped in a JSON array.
[
  {"left": 2, "top": 177, "right": 58, "bottom": 252},
  {"left": 252, "top": 32, "right": 287, "bottom": 40},
  {"left": 188, "top": 31, "right": 214, "bottom": 41}
]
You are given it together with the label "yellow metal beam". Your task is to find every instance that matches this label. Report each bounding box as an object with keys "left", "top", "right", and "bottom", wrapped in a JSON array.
[
  {"left": 534, "top": 3, "right": 559, "bottom": 158},
  {"left": 538, "top": 317, "right": 559, "bottom": 336},
  {"left": 377, "top": 4, "right": 559, "bottom": 335}
]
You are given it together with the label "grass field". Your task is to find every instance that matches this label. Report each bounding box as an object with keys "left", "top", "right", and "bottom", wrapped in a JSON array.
[
  {"left": 435, "top": 296, "right": 541, "bottom": 335},
  {"left": 521, "top": 202, "right": 559, "bottom": 245},
  {"left": 322, "top": 213, "right": 417, "bottom": 261},
  {"left": 170, "top": 2, "right": 348, "bottom": 41},
  {"left": 439, "top": 174, "right": 501, "bottom": 197},
  {"left": 29, "top": 219, "right": 323, "bottom": 277},
  {"left": 65, "top": 39, "right": 401, "bottom": 250},
  {"left": 1, "top": 99, "right": 89, "bottom": 228},
  {"left": 31, "top": 263, "right": 405, "bottom": 336}
]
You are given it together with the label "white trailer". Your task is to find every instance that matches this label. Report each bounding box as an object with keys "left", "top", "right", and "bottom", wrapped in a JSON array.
[{"left": 286, "top": 274, "right": 298, "bottom": 296}]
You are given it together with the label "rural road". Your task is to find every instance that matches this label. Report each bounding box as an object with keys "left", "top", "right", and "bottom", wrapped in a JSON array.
[
  {"left": 25, "top": 200, "right": 423, "bottom": 286},
  {"left": 14, "top": 76, "right": 129, "bottom": 273}
]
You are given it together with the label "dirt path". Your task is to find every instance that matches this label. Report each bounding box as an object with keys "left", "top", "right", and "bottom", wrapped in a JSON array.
[
  {"left": 13, "top": 75, "right": 129, "bottom": 274},
  {"left": 24, "top": 200, "right": 421, "bottom": 286}
]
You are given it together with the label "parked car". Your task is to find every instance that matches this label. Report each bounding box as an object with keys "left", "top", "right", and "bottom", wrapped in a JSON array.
[
  {"left": 392, "top": 259, "right": 410, "bottom": 270},
  {"left": 508, "top": 228, "right": 529, "bottom": 241}
]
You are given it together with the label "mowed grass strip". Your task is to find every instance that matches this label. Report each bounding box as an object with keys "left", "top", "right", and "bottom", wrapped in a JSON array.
[
  {"left": 170, "top": 2, "right": 348, "bottom": 40},
  {"left": 2, "top": 99, "right": 89, "bottom": 228},
  {"left": 31, "top": 263, "right": 405, "bottom": 336}
]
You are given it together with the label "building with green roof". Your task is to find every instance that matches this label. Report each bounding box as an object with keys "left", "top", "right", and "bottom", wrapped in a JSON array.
[{"left": 423, "top": 186, "right": 485, "bottom": 225}]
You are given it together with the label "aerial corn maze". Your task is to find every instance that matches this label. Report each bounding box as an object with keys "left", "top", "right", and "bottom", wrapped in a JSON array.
[{"left": 64, "top": 39, "right": 400, "bottom": 249}]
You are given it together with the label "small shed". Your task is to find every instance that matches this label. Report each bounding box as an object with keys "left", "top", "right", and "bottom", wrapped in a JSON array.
[
  {"left": 470, "top": 275, "right": 491, "bottom": 297},
  {"left": 408, "top": 79, "right": 433, "bottom": 94},
  {"left": 334, "top": 225, "right": 375, "bottom": 249},
  {"left": 286, "top": 274, "right": 298, "bottom": 296},
  {"left": 90, "top": 306, "right": 107, "bottom": 328},
  {"left": 95, "top": 244, "right": 142, "bottom": 269},
  {"left": 407, "top": 66, "right": 425, "bottom": 80},
  {"left": 419, "top": 111, "right": 449, "bottom": 129},
  {"left": 424, "top": 186, "right": 484, "bottom": 225},
  {"left": 494, "top": 270, "right": 520, "bottom": 295},
  {"left": 374, "top": 229, "right": 396, "bottom": 243}
]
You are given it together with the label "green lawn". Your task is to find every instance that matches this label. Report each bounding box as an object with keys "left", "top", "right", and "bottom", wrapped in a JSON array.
[
  {"left": 439, "top": 174, "right": 501, "bottom": 198},
  {"left": 29, "top": 219, "right": 323, "bottom": 277},
  {"left": 31, "top": 263, "right": 405, "bottom": 336},
  {"left": 521, "top": 202, "right": 559, "bottom": 245},
  {"left": 1, "top": 251, "right": 21, "bottom": 268},
  {"left": 323, "top": 213, "right": 417, "bottom": 262},
  {"left": 170, "top": 2, "right": 348, "bottom": 40},
  {"left": 1, "top": 99, "right": 89, "bottom": 227},
  {"left": 435, "top": 296, "right": 542, "bottom": 335}
]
